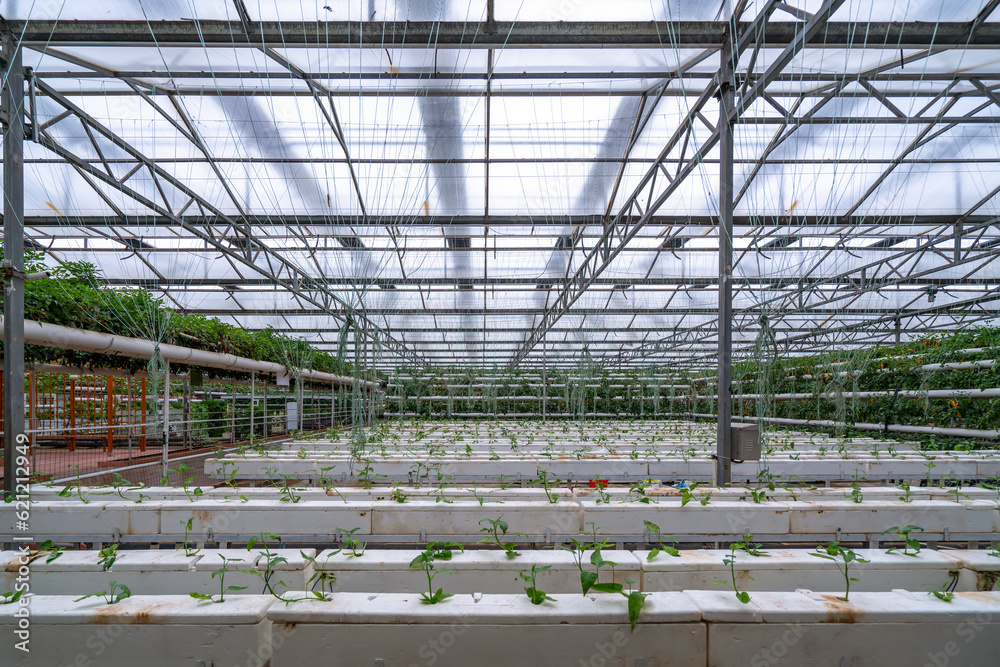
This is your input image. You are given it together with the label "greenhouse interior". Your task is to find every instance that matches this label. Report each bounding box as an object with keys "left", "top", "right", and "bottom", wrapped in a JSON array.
[{"left": 1, "top": 1, "right": 1000, "bottom": 665}]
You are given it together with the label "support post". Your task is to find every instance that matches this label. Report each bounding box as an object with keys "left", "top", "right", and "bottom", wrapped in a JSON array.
[
  {"left": 68, "top": 378, "right": 76, "bottom": 451},
  {"left": 542, "top": 339, "right": 547, "bottom": 422},
  {"left": 331, "top": 381, "right": 335, "bottom": 428},
  {"left": 263, "top": 383, "right": 268, "bottom": 439},
  {"left": 140, "top": 377, "right": 147, "bottom": 451},
  {"left": 230, "top": 380, "right": 236, "bottom": 444},
  {"left": 250, "top": 372, "right": 255, "bottom": 441},
  {"left": 105, "top": 375, "right": 113, "bottom": 452},
  {"left": 182, "top": 377, "right": 190, "bottom": 449},
  {"left": 2, "top": 31, "right": 24, "bottom": 497},
  {"left": 161, "top": 361, "right": 170, "bottom": 479},
  {"left": 715, "top": 33, "right": 735, "bottom": 487}
]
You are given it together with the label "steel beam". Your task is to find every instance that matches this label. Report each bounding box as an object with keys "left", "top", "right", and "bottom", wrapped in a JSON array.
[
  {"left": 15, "top": 214, "right": 1000, "bottom": 229},
  {"left": 12, "top": 20, "right": 1000, "bottom": 48},
  {"left": 717, "top": 32, "right": 735, "bottom": 487},
  {"left": 2, "top": 32, "right": 24, "bottom": 497}
]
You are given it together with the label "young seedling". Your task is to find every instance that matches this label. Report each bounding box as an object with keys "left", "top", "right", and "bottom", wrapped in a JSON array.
[
  {"left": 680, "top": 482, "right": 711, "bottom": 507},
  {"left": 735, "top": 533, "right": 770, "bottom": 558},
  {"left": 882, "top": 525, "right": 924, "bottom": 557},
  {"left": 98, "top": 544, "right": 119, "bottom": 571},
  {"left": 301, "top": 551, "right": 338, "bottom": 596},
  {"left": 532, "top": 468, "right": 561, "bottom": 504},
  {"left": 624, "top": 479, "right": 654, "bottom": 504},
  {"left": 390, "top": 483, "right": 408, "bottom": 504},
  {"left": 410, "top": 542, "right": 463, "bottom": 604},
  {"left": 592, "top": 478, "right": 612, "bottom": 504},
  {"left": 557, "top": 523, "right": 613, "bottom": 595},
  {"left": 941, "top": 477, "right": 970, "bottom": 503},
  {"left": 810, "top": 541, "right": 869, "bottom": 602},
  {"left": 336, "top": 527, "right": 367, "bottom": 557},
  {"left": 247, "top": 533, "right": 329, "bottom": 603},
  {"left": 926, "top": 581, "right": 956, "bottom": 602},
  {"left": 356, "top": 457, "right": 385, "bottom": 489},
  {"left": 180, "top": 518, "right": 201, "bottom": 557},
  {"left": 587, "top": 549, "right": 623, "bottom": 595},
  {"left": 189, "top": 555, "right": 247, "bottom": 603},
  {"left": 924, "top": 459, "right": 937, "bottom": 486},
  {"left": 76, "top": 581, "right": 132, "bottom": 605},
  {"left": 848, "top": 471, "right": 865, "bottom": 504},
  {"left": 26, "top": 540, "right": 66, "bottom": 565},
  {"left": 109, "top": 473, "right": 149, "bottom": 503},
  {"left": 643, "top": 520, "right": 679, "bottom": 559},
  {"left": 989, "top": 544, "right": 1000, "bottom": 559},
  {"left": 277, "top": 475, "right": 303, "bottom": 504},
  {"left": 713, "top": 549, "right": 752, "bottom": 604},
  {"left": 519, "top": 564, "right": 556, "bottom": 605},
  {"left": 317, "top": 465, "right": 337, "bottom": 493},
  {"left": 56, "top": 464, "right": 93, "bottom": 504},
  {"left": 477, "top": 517, "right": 525, "bottom": 558},
  {"left": 897, "top": 481, "right": 914, "bottom": 503}
]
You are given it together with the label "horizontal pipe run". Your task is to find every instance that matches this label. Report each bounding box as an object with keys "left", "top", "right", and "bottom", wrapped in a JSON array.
[
  {"left": 720, "top": 388, "right": 1000, "bottom": 401},
  {"left": 2, "top": 318, "right": 373, "bottom": 388},
  {"left": 689, "top": 413, "right": 1000, "bottom": 439}
]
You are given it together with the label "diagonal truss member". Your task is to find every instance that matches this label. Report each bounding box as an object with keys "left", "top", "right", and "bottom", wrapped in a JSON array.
[
  {"left": 506, "top": 0, "right": 847, "bottom": 370},
  {"left": 30, "top": 79, "right": 422, "bottom": 366}
]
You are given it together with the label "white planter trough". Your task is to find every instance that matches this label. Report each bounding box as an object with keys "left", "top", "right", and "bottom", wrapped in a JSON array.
[
  {"left": 0, "top": 501, "right": 161, "bottom": 538},
  {"left": 583, "top": 500, "right": 791, "bottom": 537},
  {"left": 0, "top": 595, "right": 275, "bottom": 667},
  {"left": 160, "top": 500, "right": 372, "bottom": 539},
  {"left": 1, "top": 548, "right": 316, "bottom": 597},
  {"left": 313, "top": 549, "right": 640, "bottom": 594},
  {"left": 267, "top": 591, "right": 705, "bottom": 667},
  {"left": 639, "top": 548, "right": 964, "bottom": 592},
  {"left": 690, "top": 589, "right": 1000, "bottom": 667},
  {"left": 369, "top": 500, "right": 584, "bottom": 538}
]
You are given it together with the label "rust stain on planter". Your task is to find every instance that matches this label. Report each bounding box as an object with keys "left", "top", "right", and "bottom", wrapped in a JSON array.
[
  {"left": 91, "top": 602, "right": 160, "bottom": 624},
  {"left": 818, "top": 594, "right": 862, "bottom": 623}
]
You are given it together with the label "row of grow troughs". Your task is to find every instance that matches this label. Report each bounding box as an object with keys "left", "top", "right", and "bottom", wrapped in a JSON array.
[{"left": 3, "top": 418, "right": 999, "bottom": 666}]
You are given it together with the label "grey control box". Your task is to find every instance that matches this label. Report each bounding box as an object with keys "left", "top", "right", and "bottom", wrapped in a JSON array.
[{"left": 731, "top": 422, "right": 760, "bottom": 461}]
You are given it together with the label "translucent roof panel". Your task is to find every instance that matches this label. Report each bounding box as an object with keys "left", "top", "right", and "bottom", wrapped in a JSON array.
[
  {"left": 248, "top": 0, "right": 487, "bottom": 22},
  {"left": 9, "top": 3, "right": 1000, "bottom": 367},
  {"left": 3, "top": 0, "right": 236, "bottom": 20}
]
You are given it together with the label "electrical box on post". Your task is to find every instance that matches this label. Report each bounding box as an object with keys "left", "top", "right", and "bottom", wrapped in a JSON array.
[{"left": 731, "top": 422, "right": 760, "bottom": 461}]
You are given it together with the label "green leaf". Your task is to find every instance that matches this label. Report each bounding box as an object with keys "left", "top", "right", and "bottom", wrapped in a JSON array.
[
  {"left": 0, "top": 590, "right": 23, "bottom": 604},
  {"left": 625, "top": 590, "right": 649, "bottom": 633},
  {"left": 591, "top": 582, "right": 624, "bottom": 594},
  {"left": 580, "top": 570, "right": 599, "bottom": 595},
  {"left": 188, "top": 592, "right": 214, "bottom": 601},
  {"left": 74, "top": 592, "right": 107, "bottom": 602},
  {"left": 736, "top": 591, "right": 751, "bottom": 604},
  {"left": 647, "top": 548, "right": 660, "bottom": 561}
]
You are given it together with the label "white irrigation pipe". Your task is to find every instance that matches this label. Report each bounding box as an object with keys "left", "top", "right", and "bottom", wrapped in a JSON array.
[
  {"left": 722, "top": 388, "right": 1000, "bottom": 401},
  {"left": 688, "top": 413, "right": 1000, "bottom": 439},
  {"left": 3, "top": 318, "right": 372, "bottom": 388}
]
